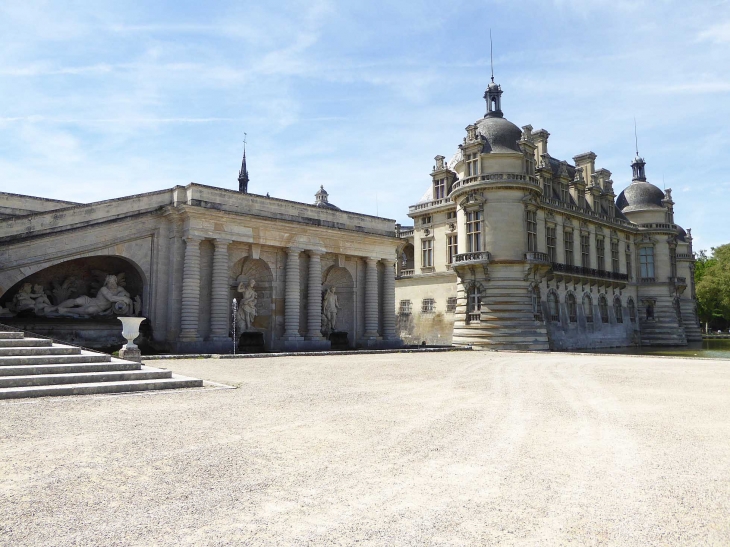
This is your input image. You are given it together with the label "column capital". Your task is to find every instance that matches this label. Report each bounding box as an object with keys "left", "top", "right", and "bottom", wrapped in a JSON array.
[
  {"left": 287, "top": 247, "right": 304, "bottom": 255},
  {"left": 380, "top": 258, "right": 395, "bottom": 267},
  {"left": 184, "top": 234, "right": 204, "bottom": 243},
  {"left": 307, "top": 249, "right": 325, "bottom": 257},
  {"left": 214, "top": 237, "right": 233, "bottom": 246},
  {"left": 366, "top": 257, "right": 380, "bottom": 265}
]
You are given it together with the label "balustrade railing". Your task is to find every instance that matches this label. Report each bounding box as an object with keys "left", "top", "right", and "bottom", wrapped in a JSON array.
[
  {"left": 453, "top": 251, "right": 491, "bottom": 264},
  {"left": 551, "top": 262, "right": 629, "bottom": 282},
  {"left": 408, "top": 198, "right": 450, "bottom": 213},
  {"left": 676, "top": 252, "right": 694, "bottom": 261},
  {"left": 399, "top": 269, "right": 414, "bottom": 278},
  {"left": 640, "top": 277, "right": 656, "bottom": 284},
  {"left": 449, "top": 173, "right": 539, "bottom": 194},
  {"left": 670, "top": 276, "right": 687, "bottom": 286},
  {"left": 525, "top": 251, "right": 550, "bottom": 263}
]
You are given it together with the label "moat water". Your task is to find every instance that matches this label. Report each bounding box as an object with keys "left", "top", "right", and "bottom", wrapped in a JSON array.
[{"left": 575, "top": 338, "right": 730, "bottom": 359}]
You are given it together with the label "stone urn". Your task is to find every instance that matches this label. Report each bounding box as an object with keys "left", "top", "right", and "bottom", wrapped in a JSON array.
[{"left": 118, "top": 316, "right": 145, "bottom": 362}]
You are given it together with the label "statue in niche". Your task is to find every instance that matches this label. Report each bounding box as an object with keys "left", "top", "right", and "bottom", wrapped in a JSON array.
[
  {"left": 322, "top": 286, "right": 340, "bottom": 334},
  {"left": 236, "top": 279, "right": 258, "bottom": 332},
  {"left": 32, "top": 284, "right": 53, "bottom": 316},
  {"left": 50, "top": 274, "right": 134, "bottom": 318},
  {"left": 12, "top": 283, "right": 37, "bottom": 313}
]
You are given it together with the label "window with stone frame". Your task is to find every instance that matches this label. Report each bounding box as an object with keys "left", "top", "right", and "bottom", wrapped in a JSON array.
[
  {"left": 446, "top": 211, "right": 457, "bottom": 220},
  {"left": 546, "top": 225, "right": 557, "bottom": 262},
  {"left": 639, "top": 247, "right": 655, "bottom": 279},
  {"left": 466, "top": 211, "right": 482, "bottom": 252},
  {"left": 421, "top": 215, "right": 432, "bottom": 225},
  {"left": 467, "top": 286, "right": 481, "bottom": 323},
  {"left": 466, "top": 153, "right": 479, "bottom": 177},
  {"left": 598, "top": 294, "right": 609, "bottom": 323},
  {"left": 526, "top": 210, "right": 537, "bottom": 252},
  {"left": 564, "top": 229, "right": 574, "bottom": 266},
  {"left": 626, "top": 244, "right": 633, "bottom": 280},
  {"left": 548, "top": 291, "right": 560, "bottom": 322},
  {"left": 580, "top": 232, "right": 590, "bottom": 268},
  {"left": 446, "top": 235, "right": 458, "bottom": 264},
  {"left": 628, "top": 298, "right": 636, "bottom": 323},
  {"left": 434, "top": 178, "right": 447, "bottom": 200},
  {"left": 583, "top": 294, "right": 594, "bottom": 323},
  {"left": 421, "top": 239, "right": 433, "bottom": 268},
  {"left": 614, "top": 296, "right": 623, "bottom": 323},
  {"left": 399, "top": 300, "right": 412, "bottom": 315},
  {"left": 560, "top": 183, "right": 569, "bottom": 202},
  {"left": 543, "top": 177, "right": 553, "bottom": 198},
  {"left": 611, "top": 239, "right": 620, "bottom": 273},
  {"left": 446, "top": 297, "right": 457, "bottom": 313},
  {"left": 532, "top": 286, "right": 543, "bottom": 321},
  {"left": 421, "top": 298, "right": 436, "bottom": 313},
  {"left": 567, "top": 293, "right": 578, "bottom": 322},
  {"left": 596, "top": 237, "right": 605, "bottom": 271}
]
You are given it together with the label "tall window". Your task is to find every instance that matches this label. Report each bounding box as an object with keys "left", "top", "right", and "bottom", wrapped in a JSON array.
[
  {"left": 434, "top": 178, "right": 446, "bottom": 199},
  {"left": 639, "top": 247, "right": 655, "bottom": 279},
  {"left": 532, "top": 286, "right": 542, "bottom": 321},
  {"left": 446, "top": 297, "right": 457, "bottom": 313},
  {"left": 548, "top": 291, "right": 560, "bottom": 322},
  {"left": 466, "top": 211, "right": 482, "bottom": 252},
  {"left": 598, "top": 295, "right": 609, "bottom": 323},
  {"left": 596, "top": 237, "right": 605, "bottom": 271},
  {"left": 564, "top": 230, "right": 574, "bottom": 266},
  {"left": 466, "top": 153, "right": 479, "bottom": 177},
  {"left": 399, "top": 300, "right": 412, "bottom": 315},
  {"left": 583, "top": 294, "right": 593, "bottom": 323},
  {"left": 546, "top": 226, "right": 557, "bottom": 262},
  {"left": 446, "top": 235, "right": 458, "bottom": 264},
  {"left": 561, "top": 183, "right": 569, "bottom": 202},
  {"left": 628, "top": 298, "right": 636, "bottom": 323},
  {"left": 526, "top": 211, "right": 537, "bottom": 252},
  {"left": 626, "top": 245, "right": 633, "bottom": 280},
  {"left": 611, "top": 239, "right": 620, "bottom": 273},
  {"left": 544, "top": 177, "right": 553, "bottom": 198},
  {"left": 421, "top": 239, "right": 433, "bottom": 267},
  {"left": 467, "top": 286, "right": 481, "bottom": 324},
  {"left": 614, "top": 296, "right": 623, "bottom": 323},
  {"left": 567, "top": 293, "right": 577, "bottom": 322},
  {"left": 421, "top": 298, "right": 435, "bottom": 313},
  {"left": 580, "top": 233, "right": 590, "bottom": 268}
]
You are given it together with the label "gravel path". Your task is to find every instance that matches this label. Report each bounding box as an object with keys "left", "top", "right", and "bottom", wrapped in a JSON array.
[{"left": 2, "top": 351, "right": 729, "bottom": 546}]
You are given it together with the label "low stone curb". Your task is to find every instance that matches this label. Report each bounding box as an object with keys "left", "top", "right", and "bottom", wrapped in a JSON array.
[{"left": 143, "top": 346, "right": 472, "bottom": 361}]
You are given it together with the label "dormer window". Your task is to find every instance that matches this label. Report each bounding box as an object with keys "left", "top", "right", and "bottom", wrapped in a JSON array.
[
  {"left": 466, "top": 153, "right": 479, "bottom": 177},
  {"left": 560, "top": 183, "right": 569, "bottom": 203},
  {"left": 434, "top": 178, "right": 447, "bottom": 199}
]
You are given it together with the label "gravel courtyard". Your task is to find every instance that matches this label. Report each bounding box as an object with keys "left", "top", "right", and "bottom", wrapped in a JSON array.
[{"left": 2, "top": 350, "right": 730, "bottom": 546}]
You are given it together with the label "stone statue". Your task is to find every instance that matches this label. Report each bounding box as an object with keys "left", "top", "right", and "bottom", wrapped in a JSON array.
[
  {"left": 322, "top": 286, "right": 340, "bottom": 334},
  {"left": 32, "top": 284, "right": 53, "bottom": 316},
  {"left": 236, "top": 279, "right": 258, "bottom": 332},
  {"left": 12, "top": 283, "right": 36, "bottom": 313},
  {"left": 51, "top": 274, "right": 133, "bottom": 318}
]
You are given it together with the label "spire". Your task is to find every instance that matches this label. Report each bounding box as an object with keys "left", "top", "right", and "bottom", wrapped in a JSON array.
[
  {"left": 238, "top": 135, "right": 249, "bottom": 193},
  {"left": 483, "top": 31, "right": 503, "bottom": 118},
  {"left": 631, "top": 120, "right": 646, "bottom": 182}
]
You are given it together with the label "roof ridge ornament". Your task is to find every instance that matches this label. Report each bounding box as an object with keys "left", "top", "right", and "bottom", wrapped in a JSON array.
[{"left": 483, "top": 30, "right": 503, "bottom": 118}]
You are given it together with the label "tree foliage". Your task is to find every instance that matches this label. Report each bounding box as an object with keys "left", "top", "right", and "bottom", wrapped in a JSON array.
[{"left": 695, "top": 244, "right": 730, "bottom": 329}]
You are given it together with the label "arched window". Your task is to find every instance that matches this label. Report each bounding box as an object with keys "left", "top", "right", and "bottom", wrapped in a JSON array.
[
  {"left": 583, "top": 294, "right": 593, "bottom": 323},
  {"left": 467, "top": 285, "right": 481, "bottom": 324},
  {"left": 628, "top": 298, "right": 636, "bottom": 323},
  {"left": 548, "top": 291, "right": 560, "bottom": 322},
  {"left": 614, "top": 296, "right": 623, "bottom": 324},
  {"left": 567, "top": 293, "right": 577, "bottom": 322},
  {"left": 598, "top": 294, "right": 609, "bottom": 323},
  {"left": 531, "top": 286, "right": 543, "bottom": 321}
]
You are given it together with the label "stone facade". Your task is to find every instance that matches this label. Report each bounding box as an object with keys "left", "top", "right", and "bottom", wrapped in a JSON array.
[
  {"left": 0, "top": 185, "right": 402, "bottom": 353},
  {"left": 396, "top": 78, "right": 701, "bottom": 350}
]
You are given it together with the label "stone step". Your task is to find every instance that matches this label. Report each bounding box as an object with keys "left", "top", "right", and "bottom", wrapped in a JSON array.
[
  {"left": 0, "top": 351, "right": 111, "bottom": 367},
  {"left": 0, "top": 345, "right": 81, "bottom": 356},
  {"left": 0, "top": 361, "right": 141, "bottom": 376},
  {"left": 0, "top": 375, "right": 205, "bottom": 399},
  {"left": 0, "top": 332, "right": 24, "bottom": 339},
  {"left": 0, "top": 337, "right": 52, "bottom": 348},
  {"left": 0, "top": 367, "right": 173, "bottom": 389}
]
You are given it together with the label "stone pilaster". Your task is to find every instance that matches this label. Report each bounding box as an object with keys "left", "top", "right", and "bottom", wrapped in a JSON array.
[
  {"left": 210, "top": 238, "right": 232, "bottom": 340},
  {"left": 179, "top": 235, "right": 202, "bottom": 341},
  {"left": 363, "top": 257, "right": 381, "bottom": 340},
  {"left": 381, "top": 258, "right": 397, "bottom": 340},
  {"left": 306, "top": 250, "right": 324, "bottom": 340},
  {"left": 283, "top": 248, "right": 303, "bottom": 341}
]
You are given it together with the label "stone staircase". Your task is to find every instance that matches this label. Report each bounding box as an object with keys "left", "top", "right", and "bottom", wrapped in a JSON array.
[
  {"left": 639, "top": 301, "right": 687, "bottom": 347},
  {"left": 0, "top": 331, "right": 203, "bottom": 400}
]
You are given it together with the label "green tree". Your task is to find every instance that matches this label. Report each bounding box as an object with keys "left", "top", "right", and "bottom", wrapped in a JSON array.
[{"left": 695, "top": 244, "right": 730, "bottom": 331}]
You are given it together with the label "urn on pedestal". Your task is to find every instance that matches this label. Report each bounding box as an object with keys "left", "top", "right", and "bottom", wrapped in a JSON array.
[{"left": 118, "top": 316, "right": 145, "bottom": 362}]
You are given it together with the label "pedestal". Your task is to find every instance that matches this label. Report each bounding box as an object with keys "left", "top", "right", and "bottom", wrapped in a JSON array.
[
  {"left": 119, "top": 347, "right": 142, "bottom": 363},
  {"left": 329, "top": 331, "right": 349, "bottom": 350},
  {"left": 238, "top": 332, "right": 265, "bottom": 353}
]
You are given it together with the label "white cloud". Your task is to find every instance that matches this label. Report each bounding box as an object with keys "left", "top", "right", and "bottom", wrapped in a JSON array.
[{"left": 698, "top": 21, "right": 730, "bottom": 43}]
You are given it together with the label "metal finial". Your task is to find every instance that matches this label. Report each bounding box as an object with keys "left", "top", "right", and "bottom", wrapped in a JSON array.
[
  {"left": 490, "top": 29, "right": 494, "bottom": 83},
  {"left": 634, "top": 118, "right": 638, "bottom": 156}
]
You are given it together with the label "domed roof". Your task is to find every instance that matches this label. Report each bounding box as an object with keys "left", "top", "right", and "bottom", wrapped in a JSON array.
[
  {"left": 677, "top": 225, "right": 687, "bottom": 242},
  {"left": 314, "top": 185, "right": 340, "bottom": 210},
  {"left": 616, "top": 181, "right": 665, "bottom": 212},
  {"left": 475, "top": 116, "right": 523, "bottom": 154}
]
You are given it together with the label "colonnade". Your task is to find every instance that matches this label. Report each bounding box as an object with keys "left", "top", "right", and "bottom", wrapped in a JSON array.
[{"left": 177, "top": 237, "right": 397, "bottom": 346}]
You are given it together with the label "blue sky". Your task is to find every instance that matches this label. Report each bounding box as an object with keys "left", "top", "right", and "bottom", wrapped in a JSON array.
[{"left": 1, "top": 0, "right": 728, "bottom": 250}]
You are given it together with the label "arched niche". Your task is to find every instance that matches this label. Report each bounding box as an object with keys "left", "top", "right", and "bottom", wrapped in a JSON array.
[
  {"left": 322, "top": 265, "right": 355, "bottom": 346},
  {"left": 231, "top": 257, "right": 274, "bottom": 349}
]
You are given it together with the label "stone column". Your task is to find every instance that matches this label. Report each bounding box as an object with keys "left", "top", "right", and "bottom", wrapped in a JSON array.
[
  {"left": 179, "top": 235, "right": 202, "bottom": 341},
  {"left": 210, "top": 238, "right": 232, "bottom": 340},
  {"left": 306, "top": 250, "right": 324, "bottom": 340},
  {"left": 283, "top": 248, "right": 303, "bottom": 341},
  {"left": 381, "top": 258, "right": 397, "bottom": 340},
  {"left": 364, "top": 257, "right": 381, "bottom": 339}
]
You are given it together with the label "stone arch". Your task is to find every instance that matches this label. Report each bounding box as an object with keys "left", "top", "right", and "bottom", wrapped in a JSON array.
[
  {"left": 565, "top": 290, "right": 578, "bottom": 323},
  {"left": 614, "top": 295, "right": 624, "bottom": 323},
  {"left": 231, "top": 257, "right": 275, "bottom": 348},
  {"left": 598, "top": 294, "right": 609, "bottom": 324},
  {"left": 582, "top": 292, "right": 594, "bottom": 323},
  {"left": 627, "top": 297, "right": 637, "bottom": 323},
  {"left": 528, "top": 282, "right": 543, "bottom": 321},
  {"left": 322, "top": 265, "right": 355, "bottom": 345},
  {"left": 547, "top": 288, "right": 560, "bottom": 322},
  {"left": 400, "top": 243, "right": 415, "bottom": 272}
]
